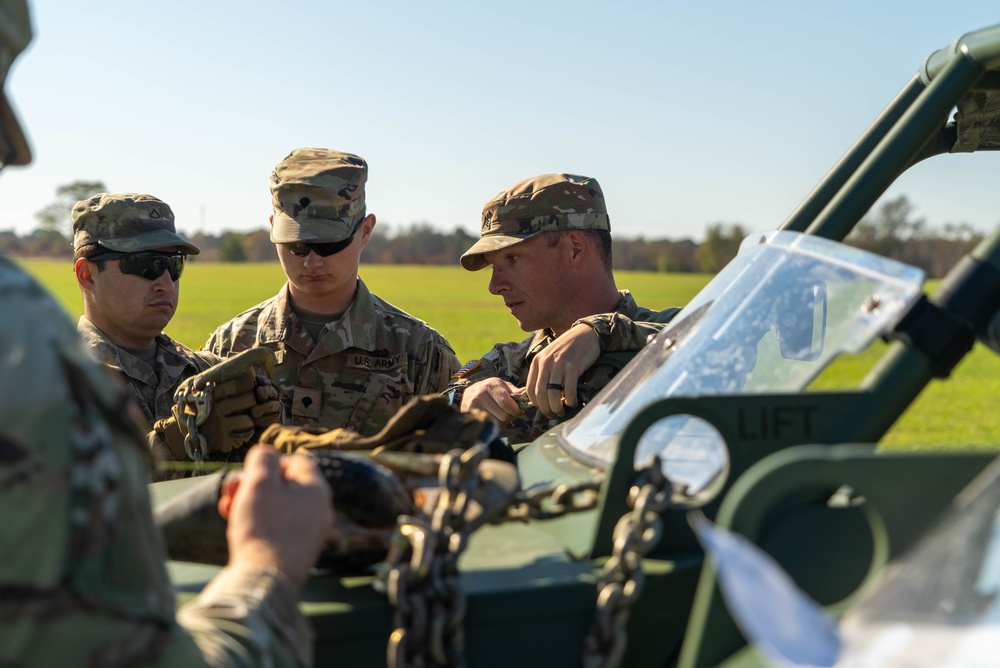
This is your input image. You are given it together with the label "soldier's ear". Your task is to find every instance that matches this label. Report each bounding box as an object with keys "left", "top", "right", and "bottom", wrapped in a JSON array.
[
  {"left": 74, "top": 257, "right": 94, "bottom": 288},
  {"left": 268, "top": 214, "right": 274, "bottom": 227},
  {"left": 564, "top": 230, "right": 588, "bottom": 262}
]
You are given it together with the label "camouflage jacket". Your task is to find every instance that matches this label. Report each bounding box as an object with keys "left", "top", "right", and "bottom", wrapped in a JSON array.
[
  {"left": 448, "top": 291, "right": 678, "bottom": 445},
  {"left": 77, "top": 316, "right": 221, "bottom": 426},
  {"left": 0, "top": 258, "right": 313, "bottom": 667},
  {"left": 205, "top": 279, "right": 461, "bottom": 437}
]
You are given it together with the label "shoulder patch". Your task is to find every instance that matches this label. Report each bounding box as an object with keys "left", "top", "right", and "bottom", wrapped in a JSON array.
[{"left": 451, "top": 359, "right": 481, "bottom": 379}]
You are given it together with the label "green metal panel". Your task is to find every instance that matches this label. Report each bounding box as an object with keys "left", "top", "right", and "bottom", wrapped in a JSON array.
[{"left": 678, "top": 445, "right": 996, "bottom": 668}]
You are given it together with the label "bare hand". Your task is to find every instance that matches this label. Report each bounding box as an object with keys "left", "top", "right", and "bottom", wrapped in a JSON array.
[
  {"left": 526, "top": 323, "right": 600, "bottom": 418},
  {"left": 459, "top": 377, "right": 524, "bottom": 425},
  {"left": 221, "top": 444, "right": 333, "bottom": 591}
]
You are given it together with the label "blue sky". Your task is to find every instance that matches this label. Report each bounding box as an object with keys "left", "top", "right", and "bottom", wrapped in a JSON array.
[{"left": 3, "top": 1, "right": 999, "bottom": 242}]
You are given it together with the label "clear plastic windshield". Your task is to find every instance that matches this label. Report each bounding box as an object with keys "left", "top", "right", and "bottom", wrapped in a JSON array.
[{"left": 560, "top": 231, "right": 925, "bottom": 472}]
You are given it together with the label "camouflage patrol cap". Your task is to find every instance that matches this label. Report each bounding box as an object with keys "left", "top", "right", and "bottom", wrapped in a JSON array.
[
  {"left": 72, "top": 192, "right": 200, "bottom": 254},
  {"left": 269, "top": 148, "right": 368, "bottom": 244},
  {"left": 0, "top": 0, "right": 34, "bottom": 166},
  {"left": 460, "top": 173, "right": 610, "bottom": 271}
]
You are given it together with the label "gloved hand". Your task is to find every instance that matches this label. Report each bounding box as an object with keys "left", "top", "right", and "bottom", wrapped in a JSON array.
[
  {"left": 152, "top": 414, "right": 188, "bottom": 463},
  {"left": 249, "top": 372, "right": 282, "bottom": 430},
  {"left": 171, "top": 367, "right": 258, "bottom": 457}
]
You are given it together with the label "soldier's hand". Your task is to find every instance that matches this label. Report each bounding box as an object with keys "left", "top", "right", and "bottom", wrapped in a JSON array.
[
  {"left": 250, "top": 372, "right": 282, "bottom": 429},
  {"left": 151, "top": 415, "right": 188, "bottom": 462},
  {"left": 526, "top": 323, "right": 600, "bottom": 418},
  {"left": 459, "top": 378, "right": 523, "bottom": 426},
  {"left": 172, "top": 367, "right": 257, "bottom": 454},
  {"left": 222, "top": 445, "right": 333, "bottom": 592}
]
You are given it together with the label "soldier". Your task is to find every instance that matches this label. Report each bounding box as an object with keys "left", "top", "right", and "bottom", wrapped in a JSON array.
[
  {"left": 0, "top": 2, "right": 333, "bottom": 666},
  {"left": 448, "top": 173, "right": 679, "bottom": 444},
  {"left": 72, "top": 193, "right": 281, "bottom": 478},
  {"left": 206, "top": 148, "right": 461, "bottom": 436}
]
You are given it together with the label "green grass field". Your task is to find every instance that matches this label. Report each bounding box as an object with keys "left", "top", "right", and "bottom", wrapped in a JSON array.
[{"left": 18, "top": 258, "right": 1000, "bottom": 450}]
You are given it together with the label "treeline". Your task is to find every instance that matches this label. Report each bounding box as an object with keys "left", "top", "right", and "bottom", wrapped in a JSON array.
[
  {"left": 0, "top": 221, "right": 750, "bottom": 273},
  {"left": 3, "top": 179, "right": 989, "bottom": 278}
]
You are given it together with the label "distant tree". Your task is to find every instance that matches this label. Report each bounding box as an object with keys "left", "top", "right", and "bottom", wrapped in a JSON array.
[
  {"left": 362, "top": 225, "right": 391, "bottom": 263},
  {"left": 443, "top": 227, "right": 478, "bottom": 265},
  {"left": 34, "top": 180, "right": 107, "bottom": 235},
  {"left": 848, "top": 195, "right": 926, "bottom": 258},
  {"left": 218, "top": 232, "right": 247, "bottom": 262},
  {"left": 695, "top": 223, "right": 749, "bottom": 273},
  {"left": 243, "top": 228, "right": 275, "bottom": 261}
]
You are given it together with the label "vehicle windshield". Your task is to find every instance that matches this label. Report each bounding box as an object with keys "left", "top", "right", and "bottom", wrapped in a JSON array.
[
  {"left": 836, "top": 455, "right": 1000, "bottom": 666},
  {"left": 560, "top": 231, "right": 925, "bottom": 475}
]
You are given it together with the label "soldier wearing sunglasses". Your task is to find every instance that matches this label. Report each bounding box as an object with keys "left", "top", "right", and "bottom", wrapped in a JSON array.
[
  {"left": 71, "top": 192, "right": 282, "bottom": 476},
  {"left": 206, "top": 148, "right": 461, "bottom": 436},
  {"left": 0, "top": 3, "right": 331, "bottom": 666}
]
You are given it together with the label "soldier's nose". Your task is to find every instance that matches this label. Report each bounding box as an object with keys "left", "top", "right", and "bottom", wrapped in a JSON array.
[{"left": 488, "top": 268, "right": 507, "bottom": 295}]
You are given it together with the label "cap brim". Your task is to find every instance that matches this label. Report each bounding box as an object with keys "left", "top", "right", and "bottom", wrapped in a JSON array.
[
  {"left": 459, "top": 233, "right": 536, "bottom": 271},
  {"left": 0, "top": 89, "right": 31, "bottom": 167},
  {"left": 270, "top": 209, "right": 358, "bottom": 244},
  {"left": 99, "top": 229, "right": 201, "bottom": 255}
]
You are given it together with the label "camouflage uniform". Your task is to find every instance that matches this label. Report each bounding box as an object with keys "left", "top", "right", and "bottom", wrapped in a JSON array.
[
  {"left": 449, "top": 292, "right": 677, "bottom": 444},
  {"left": 206, "top": 148, "right": 460, "bottom": 436},
  {"left": 1, "top": 6, "right": 312, "bottom": 664},
  {"left": 0, "top": 257, "right": 313, "bottom": 667},
  {"left": 71, "top": 193, "right": 281, "bottom": 476},
  {"left": 78, "top": 316, "right": 220, "bottom": 427},
  {"left": 453, "top": 173, "right": 681, "bottom": 444},
  {"left": 207, "top": 280, "right": 459, "bottom": 437},
  {"left": 72, "top": 191, "right": 209, "bottom": 429}
]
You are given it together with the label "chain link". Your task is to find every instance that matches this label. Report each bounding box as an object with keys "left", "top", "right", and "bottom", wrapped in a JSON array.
[
  {"left": 382, "top": 445, "right": 668, "bottom": 668},
  {"left": 502, "top": 478, "right": 602, "bottom": 522},
  {"left": 176, "top": 383, "right": 214, "bottom": 469},
  {"left": 384, "top": 444, "right": 490, "bottom": 668},
  {"left": 582, "top": 458, "right": 670, "bottom": 668}
]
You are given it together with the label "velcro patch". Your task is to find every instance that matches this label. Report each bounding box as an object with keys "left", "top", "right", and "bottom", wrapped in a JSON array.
[{"left": 451, "top": 359, "right": 481, "bottom": 379}]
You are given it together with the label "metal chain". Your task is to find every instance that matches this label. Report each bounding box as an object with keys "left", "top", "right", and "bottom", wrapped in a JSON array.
[
  {"left": 176, "top": 383, "right": 214, "bottom": 468},
  {"left": 582, "top": 458, "right": 670, "bottom": 668},
  {"left": 501, "top": 478, "right": 603, "bottom": 522},
  {"left": 382, "top": 446, "right": 668, "bottom": 668},
  {"left": 385, "top": 444, "right": 490, "bottom": 668}
]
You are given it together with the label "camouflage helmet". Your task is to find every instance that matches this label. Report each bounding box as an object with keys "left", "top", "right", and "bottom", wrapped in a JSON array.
[
  {"left": 72, "top": 192, "right": 200, "bottom": 255},
  {"left": 0, "top": 0, "right": 33, "bottom": 166},
  {"left": 460, "top": 173, "right": 610, "bottom": 271},
  {"left": 269, "top": 148, "right": 368, "bottom": 244}
]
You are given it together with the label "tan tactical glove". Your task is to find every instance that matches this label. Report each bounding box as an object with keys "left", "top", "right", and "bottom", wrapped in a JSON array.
[
  {"left": 171, "top": 367, "right": 258, "bottom": 456},
  {"left": 259, "top": 394, "right": 496, "bottom": 456},
  {"left": 250, "top": 371, "right": 282, "bottom": 429},
  {"left": 151, "top": 414, "right": 188, "bottom": 463},
  {"left": 163, "top": 348, "right": 280, "bottom": 462}
]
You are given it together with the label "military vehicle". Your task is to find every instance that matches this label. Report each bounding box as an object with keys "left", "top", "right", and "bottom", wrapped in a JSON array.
[{"left": 153, "top": 21, "right": 1000, "bottom": 668}]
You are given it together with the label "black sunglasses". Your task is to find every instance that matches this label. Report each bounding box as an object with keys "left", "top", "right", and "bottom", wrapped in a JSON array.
[
  {"left": 282, "top": 219, "right": 363, "bottom": 258},
  {"left": 89, "top": 251, "right": 187, "bottom": 281}
]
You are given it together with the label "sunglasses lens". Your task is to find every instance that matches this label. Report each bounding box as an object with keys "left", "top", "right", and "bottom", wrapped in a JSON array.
[
  {"left": 285, "top": 243, "right": 311, "bottom": 257},
  {"left": 283, "top": 220, "right": 363, "bottom": 258},
  {"left": 118, "top": 253, "right": 185, "bottom": 281},
  {"left": 284, "top": 238, "right": 354, "bottom": 258},
  {"left": 311, "top": 240, "right": 350, "bottom": 257}
]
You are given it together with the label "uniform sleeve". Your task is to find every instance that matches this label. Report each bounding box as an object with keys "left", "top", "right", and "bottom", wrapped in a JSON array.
[
  {"left": 176, "top": 563, "right": 314, "bottom": 668},
  {"left": 445, "top": 341, "right": 524, "bottom": 406},
  {"left": 415, "top": 334, "right": 462, "bottom": 396},
  {"left": 572, "top": 312, "right": 668, "bottom": 353},
  {"left": 0, "top": 261, "right": 314, "bottom": 668},
  {"left": 205, "top": 324, "right": 230, "bottom": 357}
]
